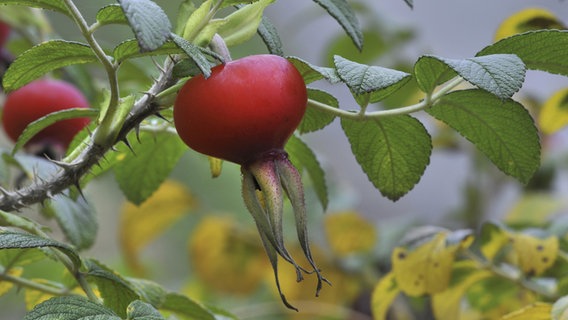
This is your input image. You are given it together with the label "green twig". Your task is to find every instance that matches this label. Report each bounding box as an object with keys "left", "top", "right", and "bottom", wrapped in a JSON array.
[
  {"left": 308, "top": 77, "right": 465, "bottom": 120},
  {"left": 0, "top": 272, "right": 69, "bottom": 296}
]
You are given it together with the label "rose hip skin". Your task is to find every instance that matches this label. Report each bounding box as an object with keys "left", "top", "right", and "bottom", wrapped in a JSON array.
[
  {"left": 173, "top": 54, "right": 307, "bottom": 165},
  {"left": 2, "top": 79, "right": 91, "bottom": 149},
  {"left": 0, "top": 21, "right": 10, "bottom": 49}
]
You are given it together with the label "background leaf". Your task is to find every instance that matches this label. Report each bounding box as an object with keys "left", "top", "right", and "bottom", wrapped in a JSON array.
[
  {"left": 538, "top": 87, "right": 568, "bottom": 134},
  {"left": 43, "top": 193, "right": 98, "bottom": 251},
  {"left": 312, "top": 0, "right": 363, "bottom": 50},
  {"left": 371, "top": 272, "right": 400, "bottom": 320},
  {"left": 301, "top": 88, "right": 338, "bottom": 133},
  {"left": 119, "top": 180, "right": 195, "bottom": 274},
  {"left": 285, "top": 135, "right": 328, "bottom": 210},
  {"left": 2, "top": 41, "right": 98, "bottom": 92},
  {"left": 494, "top": 7, "right": 565, "bottom": 42},
  {"left": 217, "top": 0, "right": 275, "bottom": 47},
  {"left": 114, "top": 132, "right": 187, "bottom": 205},
  {"left": 118, "top": 0, "right": 172, "bottom": 52},
  {"left": 0, "top": 0, "right": 70, "bottom": 17},
  {"left": 96, "top": 4, "right": 128, "bottom": 26},
  {"left": 341, "top": 115, "right": 431, "bottom": 200},
  {"left": 427, "top": 89, "right": 540, "bottom": 183},
  {"left": 159, "top": 293, "right": 215, "bottom": 320}
]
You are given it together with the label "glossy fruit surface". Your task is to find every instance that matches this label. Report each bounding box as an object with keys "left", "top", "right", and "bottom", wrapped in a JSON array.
[
  {"left": 2, "top": 79, "right": 90, "bottom": 148},
  {"left": 173, "top": 54, "right": 307, "bottom": 165},
  {"left": 0, "top": 21, "right": 9, "bottom": 48}
]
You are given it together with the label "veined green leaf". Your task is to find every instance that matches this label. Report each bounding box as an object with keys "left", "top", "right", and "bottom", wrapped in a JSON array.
[
  {"left": 428, "top": 89, "right": 540, "bottom": 183},
  {"left": 416, "top": 54, "right": 525, "bottom": 99},
  {"left": 286, "top": 135, "right": 328, "bottom": 210},
  {"left": 477, "top": 29, "right": 568, "bottom": 76},
  {"left": 96, "top": 4, "right": 128, "bottom": 26},
  {"left": 170, "top": 34, "right": 215, "bottom": 77},
  {"left": 257, "top": 15, "right": 283, "bottom": 56},
  {"left": 341, "top": 115, "right": 432, "bottom": 201},
  {"left": 44, "top": 193, "right": 98, "bottom": 251},
  {"left": 159, "top": 293, "right": 215, "bottom": 320},
  {"left": 114, "top": 132, "right": 187, "bottom": 206},
  {"left": 118, "top": 0, "right": 172, "bottom": 52},
  {"left": 302, "top": 88, "right": 338, "bottom": 133},
  {"left": 113, "top": 39, "right": 182, "bottom": 63},
  {"left": 414, "top": 55, "right": 457, "bottom": 94},
  {"left": 0, "top": 231, "right": 81, "bottom": 270},
  {"left": 85, "top": 259, "right": 139, "bottom": 318},
  {"left": 12, "top": 108, "right": 97, "bottom": 155},
  {"left": 24, "top": 296, "right": 120, "bottom": 320},
  {"left": 217, "top": 0, "right": 275, "bottom": 47},
  {"left": 2, "top": 41, "right": 98, "bottom": 93},
  {"left": 0, "top": 0, "right": 70, "bottom": 17},
  {"left": 313, "top": 0, "right": 363, "bottom": 50},
  {"left": 334, "top": 55, "right": 411, "bottom": 104},
  {"left": 127, "top": 301, "right": 164, "bottom": 320},
  {"left": 288, "top": 56, "right": 341, "bottom": 84}
]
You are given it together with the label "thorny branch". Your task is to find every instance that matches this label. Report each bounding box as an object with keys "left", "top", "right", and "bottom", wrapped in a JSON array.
[{"left": 0, "top": 59, "right": 177, "bottom": 212}]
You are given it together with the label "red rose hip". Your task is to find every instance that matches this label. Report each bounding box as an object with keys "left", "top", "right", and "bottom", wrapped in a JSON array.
[
  {"left": 173, "top": 54, "right": 307, "bottom": 165},
  {"left": 2, "top": 79, "right": 91, "bottom": 150}
]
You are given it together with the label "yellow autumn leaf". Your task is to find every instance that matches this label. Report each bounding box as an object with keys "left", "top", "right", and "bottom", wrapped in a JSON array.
[
  {"left": 510, "top": 233, "right": 558, "bottom": 276},
  {"left": 0, "top": 267, "right": 23, "bottom": 297},
  {"left": 392, "top": 232, "right": 467, "bottom": 296},
  {"left": 189, "top": 215, "right": 269, "bottom": 295},
  {"left": 371, "top": 272, "right": 400, "bottom": 320},
  {"left": 120, "top": 180, "right": 195, "bottom": 275},
  {"left": 494, "top": 7, "right": 565, "bottom": 42},
  {"left": 506, "top": 193, "right": 564, "bottom": 225},
  {"left": 432, "top": 261, "right": 493, "bottom": 320},
  {"left": 501, "top": 302, "right": 552, "bottom": 320},
  {"left": 480, "top": 223, "right": 510, "bottom": 262},
  {"left": 324, "top": 211, "right": 377, "bottom": 257},
  {"left": 539, "top": 88, "right": 568, "bottom": 135}
]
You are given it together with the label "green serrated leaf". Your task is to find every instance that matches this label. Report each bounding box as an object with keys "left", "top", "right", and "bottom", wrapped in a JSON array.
[
  {"left": 118, "top": 0, "right": 171, "bottom": 52},
  {"left": 217, "top": 0, "right": 275, "bottom": 47},
  {"left": 113, "top": 39, "right": 182, "bottom": 63},
  {"left": 286, "top": 135, "right": 328, "bottom": 210},
  {"left": 44, "top": 193, "right": 97, "bottom": 251},
  {"left": 2, "top": 41, "right": 98, "bottom": 92},
  {"left": 313, "top": 0, "right": 363, "bottom": 50},
  {"left": 114, "top": 132, "right": 187, "bottom": 206},
  {"left": 159, "top": 293, "right": 215, "bottom": 320},
  {"left": 170, "top": 33, "right": 214, "bottom": 77},
  {"left": 257, "top": 15, "right": 283, "bottom": 56},
  {"left": 426, "top": 54, "right": 526, "bottom": 100},
  {"left": 0, "top": 231, "right": 81, "bottom": 270},
  {"left": 414, "top": 55, "right": 457, "bottom": 94},
  {"left": 288, "top": 56, "right": 341, "bottom": 84},
  {"left": 12, "top": 108, "right": 97, "bottom": 155},
  {"left": 127, "top": 300, "right": 164, "bottom": 320},
  {"left": 334, "top": 55, "right": 411, "bottom": 103},
  {"left": 301, "top": 88, "right": 338, "bottom": 133},
  {"left": 85, "top": 259, "right": 139, "bottom": 318},
  {"left": 477, "top": 30, "right": 568, "bottom": 76},
  {"left": 0, "top": 0, "right": 70, "bottom": 17},
  {"left": 428, "top": 89, "right": 540, "bottom": 183},
  {"left": 127, "top": 279, "right": 166, "bottom": 308},
  {"left": 96, "top": 4, "right": 128, "bottom": 26},
  {"left": 341, "top": 115, "right": 432, "bottom": 201},
  {"left": 24, "top": 296, "right": 120, "bottom": 320}
]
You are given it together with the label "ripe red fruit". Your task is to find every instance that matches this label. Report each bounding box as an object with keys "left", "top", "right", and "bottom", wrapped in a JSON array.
[
  {"left": 173, "top": 54, "right": 307, "bottom": 165},
  {"left": 2, "top": 79, "right": 91, "bottom": 150},
  {"left": 0, "top": 21, "right": 10, "bottom": 49}
]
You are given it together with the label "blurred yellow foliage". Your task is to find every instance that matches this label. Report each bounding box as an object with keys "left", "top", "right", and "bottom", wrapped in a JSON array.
[
  {"left": 539, "top": 88, "right": 568, "bottom": 135},
  {"left": 120, "top": 180, "right": 195, "bottom": 275},
  {"left": 509, "top": 233, "right": 558, "bottom": 276},
  {"left": 494, "top": 7, "right": 564, "bottom": 42},
  {"left": 188, "top": 216, "right": 269, "bottom": 295},
  {"left": 0, "top": 267, "right": 22, "bottom": 297},
  {"left": 324, "top": 211, "right": 377, "bottom": 257},
  {"left": 500, "top": 302, "right": 552, "bottom": 320}
]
